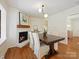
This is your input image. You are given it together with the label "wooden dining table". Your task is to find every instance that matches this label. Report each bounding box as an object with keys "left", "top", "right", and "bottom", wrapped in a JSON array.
[{"left": 39, "top": 34, "right": 65, "bottom": 59}]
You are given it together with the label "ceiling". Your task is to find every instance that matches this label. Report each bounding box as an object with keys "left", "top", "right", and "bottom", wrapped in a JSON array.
[{"left": 5, "top": 0, "right": 79, "bottom": 18}]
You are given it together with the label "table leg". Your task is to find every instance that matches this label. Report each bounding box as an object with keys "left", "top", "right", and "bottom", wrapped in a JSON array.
[
  {"left": 48, "top": 43, "right": 57, "bottom": 55},
  {"left": 45, "top": 43, "right": 57, "bottom": 59}
]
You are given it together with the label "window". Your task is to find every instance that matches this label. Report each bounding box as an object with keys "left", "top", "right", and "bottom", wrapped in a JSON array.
[{"left": 0, "top": 3, "right": 6, "bottom": 45}]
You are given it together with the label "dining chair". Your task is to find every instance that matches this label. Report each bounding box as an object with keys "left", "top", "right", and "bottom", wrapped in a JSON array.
[
  {"left": 29, "top": 32, "right": 34, "bottom": 50},
  {"left": 29, "top": 32, "right": 49, "bottom": 59}
]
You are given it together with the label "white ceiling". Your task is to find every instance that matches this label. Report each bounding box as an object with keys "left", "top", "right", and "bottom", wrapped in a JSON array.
[{"left": 5, "top": 0, "right": 79, "bottom": 18}]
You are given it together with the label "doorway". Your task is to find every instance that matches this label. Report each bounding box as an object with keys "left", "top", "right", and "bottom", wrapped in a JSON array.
[{"left": 67, "top": 14, "right": 79, "bottom": 40}]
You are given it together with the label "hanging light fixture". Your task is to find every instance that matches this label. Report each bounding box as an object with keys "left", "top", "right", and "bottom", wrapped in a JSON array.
[
  {"left": 38, "top": 8, "right": 42, "bottom": 13},
  {"left": 44, "top": 13, "right": 48, "bottom": 18},
  {"left": 38, "top": 4, "right": 48, "bottom": 18}
]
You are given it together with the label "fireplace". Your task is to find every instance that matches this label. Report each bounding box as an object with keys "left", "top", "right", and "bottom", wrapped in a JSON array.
[{"left": 19, "top": 31, "right": 28, "bottom": 43}]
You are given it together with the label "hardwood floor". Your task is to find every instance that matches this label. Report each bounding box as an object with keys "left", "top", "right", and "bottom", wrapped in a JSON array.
[
  {"left": 42, "top": 37, "right": 79, "bottom": 59},
  {"left": 5, "top": 45, "right": 37, "bottom": 59}
]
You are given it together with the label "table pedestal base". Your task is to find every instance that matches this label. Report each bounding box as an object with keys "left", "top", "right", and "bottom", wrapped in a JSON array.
[{"left": 45, "top": 43, "right": 58, "bottom": 59}]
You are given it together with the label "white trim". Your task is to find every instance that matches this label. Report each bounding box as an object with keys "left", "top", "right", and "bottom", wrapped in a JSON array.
[{"left": 0, "top": 3, "right": 6, "bottom": 45}]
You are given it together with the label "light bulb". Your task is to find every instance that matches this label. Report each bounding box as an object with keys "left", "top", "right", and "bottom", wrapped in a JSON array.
[
  {"left": 67, "top": 25, "right": 71, "bottom": 27},
  {"left": 38, "top": 8, "right": 42, "bottom": 13},
  {"left": 44, "top": 14, "right": 48, "bottom": 18}
]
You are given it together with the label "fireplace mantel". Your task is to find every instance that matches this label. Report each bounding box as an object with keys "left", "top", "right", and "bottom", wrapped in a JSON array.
[{"left": 17, "top": 25, "right": 30, "bottom": 28}]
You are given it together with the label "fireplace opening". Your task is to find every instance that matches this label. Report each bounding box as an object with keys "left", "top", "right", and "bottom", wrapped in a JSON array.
[{"left": 19, "top": 31, "right": 28, "bottom": 43}]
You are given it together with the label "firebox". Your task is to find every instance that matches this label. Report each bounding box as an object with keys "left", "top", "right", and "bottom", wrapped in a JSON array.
[{"left": 19, "top": 31, "right": 28, "bottom": 43}]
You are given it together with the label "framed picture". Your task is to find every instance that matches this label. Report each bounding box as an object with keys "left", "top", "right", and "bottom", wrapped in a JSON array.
[
  {"left": 19, "top": 31, "right": 28, "bottom": 43},
  {"left": 19, "top": 12, "right": 29, "bottom": 25}
]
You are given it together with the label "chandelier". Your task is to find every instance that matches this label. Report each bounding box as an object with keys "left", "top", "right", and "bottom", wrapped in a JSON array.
[{"left": 38, "top": 4, "right": 48, "bottom": 18}]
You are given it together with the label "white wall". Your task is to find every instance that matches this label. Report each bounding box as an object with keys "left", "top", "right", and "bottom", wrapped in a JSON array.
[{"left": 48, "top": 5, "right": 79, "bottom": 45}]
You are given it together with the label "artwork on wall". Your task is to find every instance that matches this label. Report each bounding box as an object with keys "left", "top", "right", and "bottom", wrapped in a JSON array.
[
  {"left": 0, "top": 10, "right": 1, "bottom": 38},
  {"left": 19, "top": 31, "right": 28, "bottom": 43},
  {"left": 19, "top": 12, "right": 29, "bottom": 25}
]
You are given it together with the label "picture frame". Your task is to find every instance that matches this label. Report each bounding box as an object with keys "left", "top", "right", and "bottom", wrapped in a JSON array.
[{"left": 19, "top": 12, "right": 29, "bottom": 25}]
